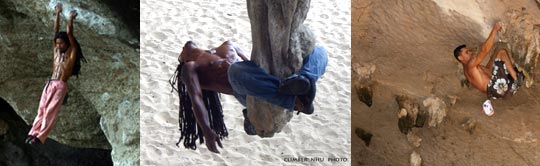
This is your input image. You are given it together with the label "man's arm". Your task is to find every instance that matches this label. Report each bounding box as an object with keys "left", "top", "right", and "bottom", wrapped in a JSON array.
[
  {"left": 53, "top": 4, "right": 62, "bottom": 47},
  {"left": 67, "top": 10, "right": 78, "bottom": 59},
  {"left": 468, "top": 22, "right": 502, "bottom": 67},
  {"left": 180, "top": 62, "right": 223, "bottom": 153}
]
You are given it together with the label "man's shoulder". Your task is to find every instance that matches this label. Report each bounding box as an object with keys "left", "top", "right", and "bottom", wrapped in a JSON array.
[
  {"left": 465, "top": 58, "right": 480, "bottom": 69},
  {"left": 67, "top": 47, "right": 78, "bottom": 55},
  {"left": 463, "top": 62, "right": 483, "bottom": 76}
]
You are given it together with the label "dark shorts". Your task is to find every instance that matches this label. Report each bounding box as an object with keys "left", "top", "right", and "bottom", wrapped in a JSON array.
[{"left": 487, "top": 59, "right": 517, "bottom": 99}]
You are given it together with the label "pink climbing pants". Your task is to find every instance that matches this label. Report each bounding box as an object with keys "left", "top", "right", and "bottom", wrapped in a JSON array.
[{"left": 28, "top": 80, "right": 67, "bottom": 143}]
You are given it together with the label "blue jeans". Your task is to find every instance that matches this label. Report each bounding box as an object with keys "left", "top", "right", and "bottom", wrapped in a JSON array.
[{"left": 228, "top": 46, "right": 328, "bottom": 109}]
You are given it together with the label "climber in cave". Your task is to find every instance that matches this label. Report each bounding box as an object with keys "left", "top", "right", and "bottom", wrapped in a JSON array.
[
  {"left": 26, "top": 4, "right": 86, "bottom": 145},
  {"left": 169, "top": 40, "right": 328, "bottom": 153},
  {"left": 453, "top": 21, "right": 523, "bottom": 115}
]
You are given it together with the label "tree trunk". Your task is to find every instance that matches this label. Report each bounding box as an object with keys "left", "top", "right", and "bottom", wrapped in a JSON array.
[{"left": 246, "top": 0, "right": 315, "bottom": 137}]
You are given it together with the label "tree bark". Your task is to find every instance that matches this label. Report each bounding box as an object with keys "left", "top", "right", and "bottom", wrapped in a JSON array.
[{"left": 246, "top": 0, "right": 315, "bottom": 137}]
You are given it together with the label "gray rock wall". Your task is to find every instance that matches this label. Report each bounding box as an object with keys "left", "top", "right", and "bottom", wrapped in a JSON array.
[{"left": 0, "top": 0, "right": 139, "bottom": 165}]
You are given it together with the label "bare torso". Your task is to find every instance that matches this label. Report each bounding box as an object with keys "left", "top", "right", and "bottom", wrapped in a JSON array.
[
  {"left": 178, "top": 40, "right": 251, "bottom": 153},
  {"left": 464, "top": 64, "right": 491, "bottom": 93},
  {"left": 187, "top": 42, "right": 242, "bottom": 95},
  {"left": 51, "top": 47, "right": 76, "bottom": 82}
]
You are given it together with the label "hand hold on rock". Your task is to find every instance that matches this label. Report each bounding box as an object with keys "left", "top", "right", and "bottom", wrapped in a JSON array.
[
  {"left": 353, "top": 63, "right": 375, "bottom": 107},
  {"left": 355, "top": 127, "right": 373, "bottom": 146},
  {"left": 410, "top": 151, "right": 422, "bottom": 166},
  {"left": 423, "top": 96, "right": 447, "bottom": 127},
  {"left": 356, "top": 85, "right": 373, "bottom": 107},
  {"left": 396, "top": 95, "right": 422, "bottom": 134},
  {"left": 461, "top": 118, "right": 476, "bottom": 135}
]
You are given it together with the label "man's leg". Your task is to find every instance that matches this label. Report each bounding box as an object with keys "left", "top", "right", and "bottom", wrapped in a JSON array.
[
  {"left": 28, "top": 83, "right": 51, "bottom": 138},
  {"left": 228, "top": 61, "right": 296, "bottom": 110},
  {"left": 296, "top": 46, "right": 329, "bottom": 82},
  {"left": 34, "top": 81, "right": 67, "bottom": 144},
  {"left": 485, "top": 49, "right": 499, "bottom": 71},
  {"left": 494, "top": 49, "right": 517, "bottom": 80},
  {"left": 292, "top": 46, "right": 329, "bottom": 114}
]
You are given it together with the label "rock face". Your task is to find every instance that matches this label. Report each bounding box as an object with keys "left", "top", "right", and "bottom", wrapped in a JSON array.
[
  {"left": 0, "top": 118, "right": 7, "bottom": 136},
  {"left": 246, "top": 0, "right": 315, "bottom": 137},
  {"left": 0, "top": 99, "right": 113, "bottom": 166},
  {"left": 406, "top": 132, "right": 422, "bottom": 148},
  {"left": 396, "top": 95, "right": 426, "bottom": 134},
  {"left": 422, "top": 96, "right": 447, "bottom": 127},
  {"left": 461, "top": 118, "right": 476, "bottom": 135},
  {"left": 499, "top": 9, "right": 540, "bottom": 88},
  {"left": 0, "top": 0, "right": 139, "bottom": 165},
  {"left": 410, "top": 151, "right": 422, "bottom": 166},
  {"left": 353, "top": 0, "right": 540, "bottom": 165},
  {"left": 354, "top": 127, "right": 373, "bottom": 146},
  {"left": 353, "top": 63, "right": 375, "bottom": 107}
]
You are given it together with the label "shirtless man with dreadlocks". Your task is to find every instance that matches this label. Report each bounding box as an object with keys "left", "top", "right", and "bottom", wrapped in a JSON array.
[
  {"left": 172, "top": 40, "right": 328, "bottom": 153},
  {"left": 26, "top": 4, "right": 85, "bottom": 145}
]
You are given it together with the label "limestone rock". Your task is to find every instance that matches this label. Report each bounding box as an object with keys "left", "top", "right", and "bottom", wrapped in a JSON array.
[
  {"left": 461, "top": 118, "right": 477, "bottom": 135},
  {"left": 0, "top": 100, "right": 113, "bottom": 165},
  {"left": 0, "top": 119, "right": 7, "bottom": 136},
  {"left": 407, "top": 132, "right": 422, "bottom": 148},
  {"left": 499, "top": 9, "right": 540, "bottom": 88},
  {"left": 356, "top": 87, "right": 373, "bottom": 107},
  {"left": 246, "top": 0, "right": 314, "bottom": 137},
  {"left": 397, "top": 108, "right": 413, "bottom": 134},
  {"left": 355, "top": 127, "right": 373, "bottom": 146},
  {"left": 396, "top": 95, "right": 423, "bottom": 134},
  {"left": 423, "top": 96, "right": 447, "bottom": 127},
  {"left": 456, "top": 64, "right": 469, "bottom": 88},
  {"left": 0, "top": 0, "right": 139, "bottom": 165},
  {"left": 410, "top": 151, "right": 422, "bottom": 166},
  {"left": 446, "top": 95, "right": 458, "bottom": 107},
  {"left": 415, "top": 108, "right": 428, "bottom": 128},
  {"left": 353, "top": 63, "right": 376, "bottom": 107}
]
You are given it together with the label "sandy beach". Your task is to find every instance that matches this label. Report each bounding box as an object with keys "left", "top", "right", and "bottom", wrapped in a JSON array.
[{"left": 140, "top": 0, "right": 351, "bottom": 165}]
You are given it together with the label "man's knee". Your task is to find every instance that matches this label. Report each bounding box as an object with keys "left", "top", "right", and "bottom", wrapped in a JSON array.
[{"left": 310, "top": 46, "right": 328, "bottom": 63}]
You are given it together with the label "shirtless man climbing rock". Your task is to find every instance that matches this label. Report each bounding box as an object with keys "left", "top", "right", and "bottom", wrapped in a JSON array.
[
  {"left": 26, "top": 3, "right": 86, "bottom": 145},
  {"left": 454, "top": 21, "right": 523, "bottom": 115}
]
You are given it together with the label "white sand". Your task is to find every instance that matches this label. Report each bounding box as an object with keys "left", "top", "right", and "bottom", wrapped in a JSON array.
[{"left": 140, "top": 0, "right": 351, "bottom": 165}]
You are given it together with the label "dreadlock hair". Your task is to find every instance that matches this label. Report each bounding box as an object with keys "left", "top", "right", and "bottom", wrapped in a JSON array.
[
  {"left": 169, "top": 62, "right": 228, "bottom": 150},
  {"left": 54, "top": 32, "right": 87, "bottom": 78}
]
